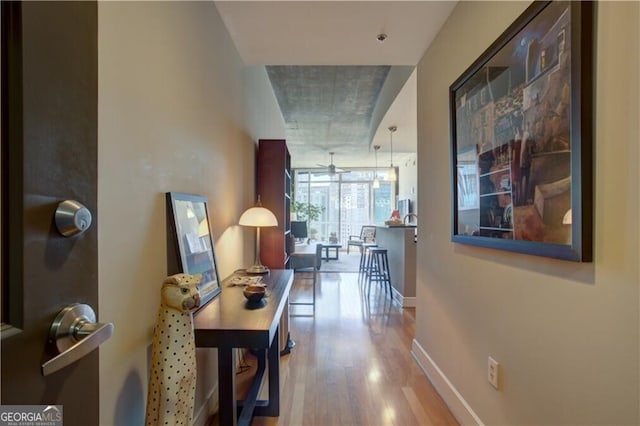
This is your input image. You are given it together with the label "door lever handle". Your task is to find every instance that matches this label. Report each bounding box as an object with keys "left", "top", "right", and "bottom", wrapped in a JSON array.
[{"left": 42, "top": 303, "right": 114, "bottom": 376}]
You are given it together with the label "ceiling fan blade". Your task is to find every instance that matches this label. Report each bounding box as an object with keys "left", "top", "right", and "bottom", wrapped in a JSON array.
[{"left": 318, "top": 153, "right": 350, "bottom": 175}]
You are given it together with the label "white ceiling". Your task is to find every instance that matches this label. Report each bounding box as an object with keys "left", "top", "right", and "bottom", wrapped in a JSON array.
[
  {"left": 216, "top": 1, "right": 456, "bottom": 66},
  {"left": 215, "top": 1, "right": 457, "bottom": 167}
]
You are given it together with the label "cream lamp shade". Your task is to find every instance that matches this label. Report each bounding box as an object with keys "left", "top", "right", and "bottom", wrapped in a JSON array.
[
  {"left": 239, "top": 206, "right": 278, "bottom": 227},
  {"left": 387, "top": 167, "right": 397, "bottom": 182},
  {"left": 373, "top": 144, "right": 380, "bottom": 189},
  {"left": 387, "top": 125, "right": 397, "bottom": 182},
  {"left": 239, "top": 196, "right": 278, "bottom": 274}
]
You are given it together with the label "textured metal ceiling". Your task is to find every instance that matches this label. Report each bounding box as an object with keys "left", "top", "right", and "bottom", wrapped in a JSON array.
[
  {"left": 267, "top": 65, "right": 412, "bottom": 166},
  {"left": 268, "top": 66, "right": 388, "bottom": 151}
]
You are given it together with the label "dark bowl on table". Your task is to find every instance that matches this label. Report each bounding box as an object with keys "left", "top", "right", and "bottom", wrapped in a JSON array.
[{"left": 243, "top": 285, "right": 266, "bottom": 303}]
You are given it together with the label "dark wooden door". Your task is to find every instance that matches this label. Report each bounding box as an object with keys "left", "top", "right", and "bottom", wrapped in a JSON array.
[{"left": 1, "top": 2, "right": 100, "bottom": 425}]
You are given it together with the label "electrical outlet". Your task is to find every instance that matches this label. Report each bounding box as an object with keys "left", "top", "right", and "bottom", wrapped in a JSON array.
[{"left": 488, "top": 356, "right": 499, "bottom": 389}]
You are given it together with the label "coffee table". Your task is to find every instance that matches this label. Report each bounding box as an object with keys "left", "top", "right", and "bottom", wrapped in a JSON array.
[{"left": 320, "top": 243, "right": 342, "bottom": 261}]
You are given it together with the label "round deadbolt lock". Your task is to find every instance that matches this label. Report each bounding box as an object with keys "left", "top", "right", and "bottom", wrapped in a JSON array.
[{"left": 55, "top": 200, "right": 92, "bottom": 237}]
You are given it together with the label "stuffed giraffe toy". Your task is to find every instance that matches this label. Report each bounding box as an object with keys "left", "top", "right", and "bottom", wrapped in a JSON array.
[{"left": 145, "top": 273, "right": 202, "bottom": 426}]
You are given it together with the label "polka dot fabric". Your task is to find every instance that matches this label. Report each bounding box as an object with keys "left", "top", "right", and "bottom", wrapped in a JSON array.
[{"left": 145, "top": 274, "right": 201, "bottom": 425}]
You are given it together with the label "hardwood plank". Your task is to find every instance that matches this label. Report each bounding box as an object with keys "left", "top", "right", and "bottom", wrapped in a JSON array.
[
  {"left": 289, "top": 382, "right": 306, "bottom": 426},
  {"left": 402, "top": 386, "right": 433, "bottom": 425},
  {"left": 208, "top": 272, "right": 458, "bottom": 426}
]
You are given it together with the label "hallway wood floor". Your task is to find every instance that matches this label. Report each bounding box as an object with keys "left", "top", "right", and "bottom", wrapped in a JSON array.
[{"left": 210, "top": 272, "right": 458, "bottom": 426}]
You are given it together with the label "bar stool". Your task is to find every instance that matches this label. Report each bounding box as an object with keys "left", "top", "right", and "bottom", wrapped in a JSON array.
[
  {"left": 359, "top": 243, "right": 378, "bottom": 273},
  {"left": 367, "top": 247, "right": 392, "bottom": 296}
]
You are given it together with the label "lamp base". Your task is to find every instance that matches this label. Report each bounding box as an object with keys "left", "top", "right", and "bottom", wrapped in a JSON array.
[{"left": 246, "top": 264, "right": 270, "bottom": 275}]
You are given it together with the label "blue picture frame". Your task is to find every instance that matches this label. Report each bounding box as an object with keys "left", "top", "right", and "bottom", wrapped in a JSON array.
[{"left": 449, "top": 1, "right": 593, "bottom": 261}]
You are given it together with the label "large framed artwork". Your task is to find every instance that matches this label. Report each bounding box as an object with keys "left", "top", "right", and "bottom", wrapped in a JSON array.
[
  {"left": 166, "top": 192, "right": 222, "bottom": 306},
  {"left": 449, "top": 1, "right": 593, "bottom": 261}
]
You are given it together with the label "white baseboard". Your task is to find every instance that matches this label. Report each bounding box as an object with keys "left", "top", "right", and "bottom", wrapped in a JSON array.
[
  {"left": 391, "top": 288, "right": 416, "bottom": 307},
  {"left": 401, "top": 296, "right": 416, "bottom": 307},
  {"left": 411, "top": 339, "right": 483, "bottom": 426},
  {"left": 193, "top": 383, "right": 218, "bottom": 426}
]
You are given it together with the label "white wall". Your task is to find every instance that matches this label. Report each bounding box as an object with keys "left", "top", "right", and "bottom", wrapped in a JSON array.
[
  {"left": 398, "top": 153, "right": 418, "bottom": 215},
  {"left": 98, "top": 2, "right": 284, "bottom": 424},
  {"left": 415, "top": 1, "right": 639, "bottom": 425}
]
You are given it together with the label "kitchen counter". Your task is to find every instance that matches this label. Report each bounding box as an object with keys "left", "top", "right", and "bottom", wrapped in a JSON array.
[{"left": 375, "top": 226, "right": 416, "bottom": 307}]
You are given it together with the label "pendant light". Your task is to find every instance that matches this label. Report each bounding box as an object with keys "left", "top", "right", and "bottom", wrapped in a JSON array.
[
  {"left": 388, "top": 125, "right": 397, "bottom": 181},
  {"left": 373, "top": 145, "right": 381, "bottom": 189}
]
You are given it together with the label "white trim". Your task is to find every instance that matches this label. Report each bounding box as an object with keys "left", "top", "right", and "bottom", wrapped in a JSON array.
[
  {"left": 193, "top": 383, "right": 218, "bottom": 426},
  {"left": 411, "top": 339, "right": 484, "bottom": 426},
  {"left": 401, "top": 296, "right": 416, "bottom": 307},
  {"left": 391, "top": 287, "right": 416, "bottom": 307}
]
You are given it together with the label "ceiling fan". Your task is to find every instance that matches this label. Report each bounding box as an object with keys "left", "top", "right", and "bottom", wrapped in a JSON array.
[{"left": 317, "top": 152, "right": 350, "bottom": 176}]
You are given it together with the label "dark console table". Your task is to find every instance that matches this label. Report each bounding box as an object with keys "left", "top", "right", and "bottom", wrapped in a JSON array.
[{"left": 194, "top": 269, "right": 294, "bottom": 426}]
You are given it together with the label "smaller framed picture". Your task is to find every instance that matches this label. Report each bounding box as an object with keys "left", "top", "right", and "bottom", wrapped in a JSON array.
[{"left": 166, "top": 192, "right": 221, "bottom": 306}]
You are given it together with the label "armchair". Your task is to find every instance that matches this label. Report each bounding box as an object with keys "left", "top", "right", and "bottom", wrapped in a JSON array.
[{"left": 347, "top": 226, "right": 376, "bottom": 254}]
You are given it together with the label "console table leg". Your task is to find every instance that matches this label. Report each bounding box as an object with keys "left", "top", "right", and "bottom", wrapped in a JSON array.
[
  {"left": 218, "top": 347, "right": 237, "bottom": 426},
  {"left": 266, "top": 327, "right": 280, "bottom": 416}
]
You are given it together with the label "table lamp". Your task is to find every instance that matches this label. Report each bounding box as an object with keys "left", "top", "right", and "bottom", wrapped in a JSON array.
[{"left": 239, "top": 196, "right": 278, "bottom": 274}]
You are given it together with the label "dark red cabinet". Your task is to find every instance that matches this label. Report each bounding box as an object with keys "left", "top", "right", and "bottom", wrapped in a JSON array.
[{"left": 257, "top": 139, "right": 292, "bottom": 269}]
